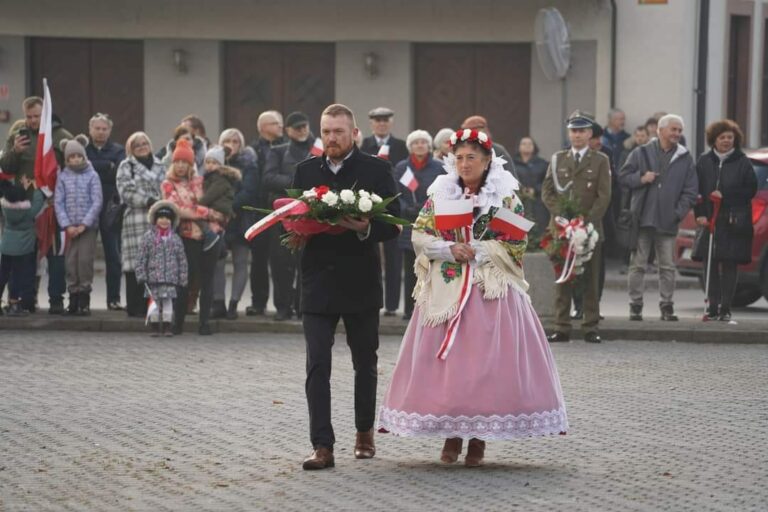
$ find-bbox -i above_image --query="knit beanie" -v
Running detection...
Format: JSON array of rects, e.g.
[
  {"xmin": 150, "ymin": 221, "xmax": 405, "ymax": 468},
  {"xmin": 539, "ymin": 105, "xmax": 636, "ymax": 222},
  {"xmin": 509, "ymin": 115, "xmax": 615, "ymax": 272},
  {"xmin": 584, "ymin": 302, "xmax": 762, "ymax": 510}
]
[
  {"xmin": 205, "ymin": 145, "xmax": 226, "ymax": 166},
  {"xmin": 60, "ymin": 134, "xmax": 89, "ymax": 161},
  {"xmin": 172, "ymin": 138, "xmax": 195, "ymax": 164}
]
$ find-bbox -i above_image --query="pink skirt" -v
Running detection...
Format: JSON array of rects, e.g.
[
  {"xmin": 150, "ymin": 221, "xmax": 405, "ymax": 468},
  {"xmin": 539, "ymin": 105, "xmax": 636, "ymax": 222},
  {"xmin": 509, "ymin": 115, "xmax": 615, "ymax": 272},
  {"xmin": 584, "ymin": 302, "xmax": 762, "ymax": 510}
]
[{"xmin": 378, "ymin": 286, "xmax": 568, "ymax": 440}]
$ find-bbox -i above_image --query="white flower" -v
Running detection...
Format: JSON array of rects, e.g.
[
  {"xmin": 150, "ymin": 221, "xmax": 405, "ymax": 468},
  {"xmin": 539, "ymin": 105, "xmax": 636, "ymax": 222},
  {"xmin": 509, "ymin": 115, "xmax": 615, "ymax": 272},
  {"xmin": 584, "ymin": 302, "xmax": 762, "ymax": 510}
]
[
  {"xmin": 358, "ymin": 197, "xmax": 373, "ymax": 213},
  {"xmin": 302, "ymin": 189, "xmax": 317, "ymax": 199},
  {"xmin": 370, "ymin": 193, "xmax": 383, "ymax": 204},
  {"xmin": 358, "ymin": 189, "xmax": 370, "ymax": 198},
  {"xmin": 340, "ymin": 189, "xmax": 356, "ymax": 204},
  {"xmin": 322, "ymin": 191, "xmax": 339, "ymax": 207},
  {"xmin": 461, "ymin": 128, "xmax": 471, "ymax": 141},
  {"xmin": 478, "ymin": 132, "xmax": 488, "ymax": 143}
]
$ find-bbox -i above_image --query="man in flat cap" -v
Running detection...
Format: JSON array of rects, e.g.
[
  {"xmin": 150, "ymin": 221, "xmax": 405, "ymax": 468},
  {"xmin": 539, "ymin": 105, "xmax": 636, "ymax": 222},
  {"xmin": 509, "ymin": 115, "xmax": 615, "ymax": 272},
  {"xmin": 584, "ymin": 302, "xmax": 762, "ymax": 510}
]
[
  {"xmin": 460, "ymin": 115, "xmax": 517, "ymax": 177},
  {"xmin": 360, "ymin": 107, "xmax": 409, "ymax": 316},
  {"xmin": 542, "ymin": 110, "xmax": 612, "ymax": 344}
]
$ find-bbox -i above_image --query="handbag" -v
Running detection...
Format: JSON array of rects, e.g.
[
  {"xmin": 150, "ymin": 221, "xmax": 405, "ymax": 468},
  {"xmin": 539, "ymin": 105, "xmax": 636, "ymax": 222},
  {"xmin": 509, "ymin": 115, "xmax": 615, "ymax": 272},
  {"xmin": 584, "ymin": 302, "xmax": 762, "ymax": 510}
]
[
  {"xmin": 102, "ymin": 191, "xmax": 126, "ymax": 230},
  {"xmin": 615, "ymin": 147, "xmax": 651, "ymax": 250},
  {"xmin": 691, "ymin": 225, "xmax": 709, "ymax": 262}
]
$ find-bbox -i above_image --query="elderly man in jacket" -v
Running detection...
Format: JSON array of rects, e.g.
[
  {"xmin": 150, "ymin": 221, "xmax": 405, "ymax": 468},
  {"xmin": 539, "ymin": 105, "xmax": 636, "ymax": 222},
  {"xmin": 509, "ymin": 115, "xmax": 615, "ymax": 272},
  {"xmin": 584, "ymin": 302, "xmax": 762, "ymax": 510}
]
[{"xmin": 618, "ymin": 114, "xmax": 698, "ymax": 321}]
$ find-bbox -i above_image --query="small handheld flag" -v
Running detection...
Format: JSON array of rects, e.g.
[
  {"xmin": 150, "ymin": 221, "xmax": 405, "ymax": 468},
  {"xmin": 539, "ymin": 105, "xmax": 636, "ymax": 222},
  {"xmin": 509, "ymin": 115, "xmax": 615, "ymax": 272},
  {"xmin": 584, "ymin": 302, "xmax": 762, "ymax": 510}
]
[
  {"xmin": 310, "ymin": 138, "xmax": 324, "ymax": 157},
  {"xmin": 377, "ymin": 144, "xmax": 390, "ymax": 160},
  {"xmin": 399, "ymin": 167, "xmax": 419, "ymax": 192},
  {"xmin": 488, "ymin": 207, "xmax": 535, "ymax": 240},
  {"xmin": 433, "ymin": 197, "xmax": 474, "ymax": 231}
]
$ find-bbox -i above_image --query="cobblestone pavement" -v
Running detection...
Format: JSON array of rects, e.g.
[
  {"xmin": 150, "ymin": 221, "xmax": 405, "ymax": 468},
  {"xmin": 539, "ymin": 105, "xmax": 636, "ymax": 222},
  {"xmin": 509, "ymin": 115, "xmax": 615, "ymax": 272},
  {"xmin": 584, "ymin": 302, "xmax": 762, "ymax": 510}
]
[{"xmin": 1, "ymin": 331, "xmax": 766, "ymax": 511}]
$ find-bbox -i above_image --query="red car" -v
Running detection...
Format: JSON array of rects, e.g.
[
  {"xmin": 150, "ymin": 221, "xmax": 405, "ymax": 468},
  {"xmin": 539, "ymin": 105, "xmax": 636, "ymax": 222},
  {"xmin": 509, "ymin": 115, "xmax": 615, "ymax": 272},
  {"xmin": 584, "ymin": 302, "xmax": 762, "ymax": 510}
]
[{"xmin": 675, "ymin": 148, "xmax": 768, "ymax": 306}]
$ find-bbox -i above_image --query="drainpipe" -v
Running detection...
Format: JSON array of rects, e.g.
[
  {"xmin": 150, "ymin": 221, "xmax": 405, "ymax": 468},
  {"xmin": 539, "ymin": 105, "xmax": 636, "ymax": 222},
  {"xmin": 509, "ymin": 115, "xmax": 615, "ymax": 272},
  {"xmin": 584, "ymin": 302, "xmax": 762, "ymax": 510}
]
[
  {"xmin": 610, "ymin": 0, "xmax": 617, "ymax": 108},
  {"xmin": 696, "ymin": 0, "xmax": 710, "ymax": 155}
]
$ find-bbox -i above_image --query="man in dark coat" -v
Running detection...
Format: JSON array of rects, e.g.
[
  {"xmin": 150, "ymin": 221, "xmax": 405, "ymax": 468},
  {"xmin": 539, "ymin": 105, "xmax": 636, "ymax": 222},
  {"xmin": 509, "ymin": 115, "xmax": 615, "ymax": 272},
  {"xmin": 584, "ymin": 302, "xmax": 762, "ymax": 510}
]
[
  {"xmin": 359, "ymin": 107, "xmax": 408, "ymax": 316},
  {"xmin": 262, "ymin": 111, "xmax": 315, "ymax": 320},
  {"xmin": 86, "ymin": 113, "xmax": 126, "ymax": 311},
  {"xmin": 294, "ymin": 104, "xmax": 400, "ymax": 470}
]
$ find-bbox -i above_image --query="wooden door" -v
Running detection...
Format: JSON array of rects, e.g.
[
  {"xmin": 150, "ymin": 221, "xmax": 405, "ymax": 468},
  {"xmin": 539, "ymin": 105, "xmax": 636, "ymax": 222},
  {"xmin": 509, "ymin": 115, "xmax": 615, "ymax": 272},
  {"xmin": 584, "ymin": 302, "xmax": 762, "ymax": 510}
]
[
  {"xmin": 224, "ymin": 42, "xmax": 335, "ymax": 144},
  {"xmin": 29, "ymin": 38, "xmax": 144, "ymax": 146},
  {"xmin": 415, "ymin": 43, "xmax": 531, "ymax": 152}
]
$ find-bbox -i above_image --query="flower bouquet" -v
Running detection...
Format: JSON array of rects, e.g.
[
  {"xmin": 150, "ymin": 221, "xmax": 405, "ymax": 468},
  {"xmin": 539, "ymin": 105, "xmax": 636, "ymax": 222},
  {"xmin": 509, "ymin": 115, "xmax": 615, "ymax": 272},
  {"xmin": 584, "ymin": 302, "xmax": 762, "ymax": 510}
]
[
  {"xmin": 540, "ymin": 216, "xmax": 599, "ymax": 284},
  {"xmin": 245, "ymin": 186, "xmax": 409, "ymax": 250}
]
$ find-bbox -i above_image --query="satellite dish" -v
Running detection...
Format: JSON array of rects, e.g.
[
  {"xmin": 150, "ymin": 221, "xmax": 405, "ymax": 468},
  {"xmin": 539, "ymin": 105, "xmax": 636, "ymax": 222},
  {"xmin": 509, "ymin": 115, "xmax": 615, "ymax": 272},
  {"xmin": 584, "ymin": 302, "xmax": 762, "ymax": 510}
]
[{"xmin": 535, "ymin": 8, "xmax": 571, "ymax": 80}]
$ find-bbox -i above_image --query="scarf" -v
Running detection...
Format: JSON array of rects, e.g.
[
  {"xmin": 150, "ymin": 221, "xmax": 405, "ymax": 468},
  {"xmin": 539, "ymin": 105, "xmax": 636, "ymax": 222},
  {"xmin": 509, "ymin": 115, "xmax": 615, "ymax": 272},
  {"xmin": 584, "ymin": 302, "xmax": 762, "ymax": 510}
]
[
  {"xmin": 714, "ymin": 148, "xmax": 735, "ymax": 162},
  {"xmin": 409, "ymin": 154, "xmax": 428, "ymax": 171}
]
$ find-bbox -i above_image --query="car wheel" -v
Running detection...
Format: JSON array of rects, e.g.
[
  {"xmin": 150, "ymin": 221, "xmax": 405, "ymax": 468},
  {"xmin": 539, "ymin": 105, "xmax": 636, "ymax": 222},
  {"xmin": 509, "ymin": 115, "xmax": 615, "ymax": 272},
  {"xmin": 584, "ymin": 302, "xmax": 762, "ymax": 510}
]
[{"xmin": 731, "ymin": 285, "xmax": 762, "ymax": 307}]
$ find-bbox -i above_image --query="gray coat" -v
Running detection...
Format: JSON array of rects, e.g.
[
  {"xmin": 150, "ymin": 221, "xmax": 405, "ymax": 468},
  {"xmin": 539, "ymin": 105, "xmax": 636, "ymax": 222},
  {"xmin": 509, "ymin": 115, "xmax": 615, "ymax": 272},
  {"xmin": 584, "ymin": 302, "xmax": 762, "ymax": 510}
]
[{"xmin": 618, "ymin": 140, "xmax": 698, "ymax": 236}]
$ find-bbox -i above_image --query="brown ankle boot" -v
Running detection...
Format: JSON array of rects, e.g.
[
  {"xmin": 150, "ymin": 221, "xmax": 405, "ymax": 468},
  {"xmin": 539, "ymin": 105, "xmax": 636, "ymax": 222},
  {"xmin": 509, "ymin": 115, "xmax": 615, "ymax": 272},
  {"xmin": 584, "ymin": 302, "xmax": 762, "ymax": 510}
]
[
  {"xmin": 464, "ymin": 438, "xmax": 486, "ymax": 467},
  {"xmin": 354, "ymin": 429, "xmax": 376, "ymax": 459},
  {"xmin": 440, "ymin": 438, "xmax": 463, "ymax": 463}
]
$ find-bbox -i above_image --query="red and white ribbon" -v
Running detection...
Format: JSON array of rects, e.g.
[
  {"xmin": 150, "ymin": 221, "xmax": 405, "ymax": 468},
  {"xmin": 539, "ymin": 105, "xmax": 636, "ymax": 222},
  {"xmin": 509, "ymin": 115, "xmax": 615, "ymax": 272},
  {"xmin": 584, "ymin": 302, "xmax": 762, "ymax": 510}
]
[
  {"xmin": 436, "ymin": 225, "xmax": 474, "ymax": 360},
  {"xmin": 245, "ymin": 199, "xmax": 303, "ymax": 241}
]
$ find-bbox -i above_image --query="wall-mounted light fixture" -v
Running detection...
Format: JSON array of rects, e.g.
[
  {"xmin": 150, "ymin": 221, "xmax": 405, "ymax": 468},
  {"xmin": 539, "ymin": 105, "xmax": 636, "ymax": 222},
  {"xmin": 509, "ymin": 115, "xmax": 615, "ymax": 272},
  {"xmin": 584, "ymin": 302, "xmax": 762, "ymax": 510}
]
[
  {"xmin": 172, "ymin": 49, "xmax": 188, "ymax": 74},
  {"xmin": 363, "ymin": 52, "xmax": 379, "ymax": 79}
]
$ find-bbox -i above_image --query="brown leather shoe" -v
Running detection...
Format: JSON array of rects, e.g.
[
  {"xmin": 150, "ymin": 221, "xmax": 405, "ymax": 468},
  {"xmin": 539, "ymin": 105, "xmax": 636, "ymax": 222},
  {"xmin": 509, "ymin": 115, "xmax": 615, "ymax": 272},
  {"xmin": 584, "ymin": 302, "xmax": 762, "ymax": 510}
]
[
  {"xmin": 464, "ymin": 438, "xmax": 486, "ymax": 467},
  {"xmin": 440, "ymin": 438, "xmax": 463, "ymax": 463},
  {"xmin": 302, "ymin": 447, "xmax": 335, "ymax": 470},
  {"xmin": 354, "ymin": 429, "xmax": 376, "ymax": 459}
]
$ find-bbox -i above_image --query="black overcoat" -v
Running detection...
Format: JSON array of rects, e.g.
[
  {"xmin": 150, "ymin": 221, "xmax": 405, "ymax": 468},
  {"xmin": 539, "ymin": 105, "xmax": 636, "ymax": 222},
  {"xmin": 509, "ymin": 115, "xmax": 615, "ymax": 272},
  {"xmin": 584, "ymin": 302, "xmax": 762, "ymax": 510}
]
[
  {"xmin": 360, "ymin": 135, "xmax": 409, "ymax": 168},
  {"xmin": 292, "ymin": 146, "xmax": 400, "ymax": 313},
  {"xmin": 693, "ymin": 149, "xmax": 757, "ymax": 264}
]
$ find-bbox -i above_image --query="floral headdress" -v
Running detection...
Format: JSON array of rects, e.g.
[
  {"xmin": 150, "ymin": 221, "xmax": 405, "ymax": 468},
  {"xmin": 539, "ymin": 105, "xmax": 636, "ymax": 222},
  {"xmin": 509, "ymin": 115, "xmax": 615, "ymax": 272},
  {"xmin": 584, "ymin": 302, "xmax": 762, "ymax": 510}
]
[{"xmin": 448, "ymin": 129, "xmax": 493, "ymax": 152}]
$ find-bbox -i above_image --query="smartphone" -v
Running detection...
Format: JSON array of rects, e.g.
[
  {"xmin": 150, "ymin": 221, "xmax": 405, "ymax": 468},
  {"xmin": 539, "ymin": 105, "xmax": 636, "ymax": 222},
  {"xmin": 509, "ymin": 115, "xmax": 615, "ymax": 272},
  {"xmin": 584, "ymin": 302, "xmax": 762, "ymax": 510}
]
[{"xmin": 17, "ymin": 127, "xmax": 31, "ymax": 140}]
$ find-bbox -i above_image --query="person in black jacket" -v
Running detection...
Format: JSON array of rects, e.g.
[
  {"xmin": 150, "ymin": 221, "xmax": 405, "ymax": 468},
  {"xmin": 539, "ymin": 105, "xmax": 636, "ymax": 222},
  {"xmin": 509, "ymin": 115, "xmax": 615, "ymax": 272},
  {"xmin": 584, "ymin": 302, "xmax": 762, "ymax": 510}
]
[
  {"xmin": 86, "ymin": 113, "xmax": 126, "ymax": 311},
  {"xmin": 245, "ymin": 110, "xmax": 287, "ymax": 316},
  {"xmin": 262, "ymin": 111, "xmax": 315, "ymax": 320},
  {"xmin": 295, "ymin": 104, "xmax": 400, "ymax": 471},
  {"xmin": 694, "ymin": 120, "xmax": 757, "ymax": 321},
  {"xmin": 359, "ymin": 107, "xmax": 408, "ymax": 316}
]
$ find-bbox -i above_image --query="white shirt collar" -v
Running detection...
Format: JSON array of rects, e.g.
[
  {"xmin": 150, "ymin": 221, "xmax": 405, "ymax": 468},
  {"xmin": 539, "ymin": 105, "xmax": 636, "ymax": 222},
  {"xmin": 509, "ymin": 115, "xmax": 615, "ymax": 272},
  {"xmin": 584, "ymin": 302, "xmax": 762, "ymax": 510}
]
[
  {"xmin": 375, "ymin": 135, "xmax": 390, "ymax": 146},
  {"xmin": 326, "ymin": 148, "xmax": 354, "ymax": 174},
  {"xmin": 571, "ymin": 146, "xmax": 588, "ymax": 160}
]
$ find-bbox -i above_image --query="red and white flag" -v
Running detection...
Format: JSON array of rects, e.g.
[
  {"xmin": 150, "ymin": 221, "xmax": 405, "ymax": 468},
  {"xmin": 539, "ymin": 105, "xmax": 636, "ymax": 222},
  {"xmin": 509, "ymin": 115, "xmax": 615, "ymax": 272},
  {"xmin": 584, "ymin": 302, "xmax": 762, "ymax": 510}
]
[
  {"xmin": 377, "ymin": 144, "xmax": 390, "ymax": 160},
  {"xmin": 34, "ymin": 79, "xmax": 58, "ymax": 195},
  {"xmin": 488, "ymin": 207, "xmax": 535, "ymax": 240},
  {"xmin": 399, "ymin": 167, "xmax": 419, "ymax": 192},
  {"xmin": 34, "ymin": 78, "xmax": 62, "ymax": 260},
  {"xmin": 433, "ymin": 197, "xmax": 474, "ymax": 231},
  {"xmin": 310, "ymin": 137, "xmax": 324, "ymax": 157}
]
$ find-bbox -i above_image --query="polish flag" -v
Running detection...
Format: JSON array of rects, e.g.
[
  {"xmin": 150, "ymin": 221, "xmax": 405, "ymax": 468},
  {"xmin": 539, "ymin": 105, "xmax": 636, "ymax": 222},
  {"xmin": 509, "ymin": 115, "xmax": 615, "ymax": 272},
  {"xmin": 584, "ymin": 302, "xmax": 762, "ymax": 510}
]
[
  {"xmin": 34, "ymin": 78, "xmax": 58, "ymax": 194},
  {"xmin": 377, "ymin": 144, "xmax": 390, "ymax": 160},
  {"xmin": 488, "ymin": 207, "xmax": 535, "ymax": 240},
  {"xmin": 310, "ymin": 137, "xmax": 324, "ymax": 157},
  {"xmin": 433, "ymin": 197, "xmax": 474, "ymax": 231},
  {"xmin": 399, "ymin": 167, "xmax": 419, "ymax": 192},
  {"xmin": 34, "ymin": 78, "xmax": 61, "ymax": 260}
]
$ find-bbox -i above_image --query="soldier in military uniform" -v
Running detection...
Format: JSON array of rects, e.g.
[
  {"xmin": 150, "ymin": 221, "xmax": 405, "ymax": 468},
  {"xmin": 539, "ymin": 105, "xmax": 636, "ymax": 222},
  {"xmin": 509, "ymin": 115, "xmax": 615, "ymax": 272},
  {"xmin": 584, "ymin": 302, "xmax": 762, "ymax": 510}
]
[{"xmin": 542, "ymin": 111, "xmax": 612, "ymax": 344}]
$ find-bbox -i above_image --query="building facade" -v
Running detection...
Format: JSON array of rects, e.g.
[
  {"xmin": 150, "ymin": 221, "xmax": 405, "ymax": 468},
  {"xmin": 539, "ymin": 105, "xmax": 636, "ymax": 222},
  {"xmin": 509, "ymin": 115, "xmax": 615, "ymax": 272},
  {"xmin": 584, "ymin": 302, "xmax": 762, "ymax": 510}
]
[{"xmin": 0, "ymin": 0, "xmax": 765, "ymax": 158}]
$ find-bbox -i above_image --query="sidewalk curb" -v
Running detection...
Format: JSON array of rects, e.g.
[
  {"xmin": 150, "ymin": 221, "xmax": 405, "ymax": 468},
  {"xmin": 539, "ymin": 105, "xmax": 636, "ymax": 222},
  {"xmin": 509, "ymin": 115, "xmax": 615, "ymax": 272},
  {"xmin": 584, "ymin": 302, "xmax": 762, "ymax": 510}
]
[{"xmin": 2, "ymin": 314, "xmax": 764, "ymax": 344}]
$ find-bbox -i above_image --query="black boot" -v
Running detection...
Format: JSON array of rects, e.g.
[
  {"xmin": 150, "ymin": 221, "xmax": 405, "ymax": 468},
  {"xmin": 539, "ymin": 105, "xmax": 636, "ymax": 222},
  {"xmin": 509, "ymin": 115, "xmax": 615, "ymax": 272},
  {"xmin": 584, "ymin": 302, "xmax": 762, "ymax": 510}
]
[
  {"xmin": 150, "ymin": 322, "xmax": 161, "ymax": 337},
  {"xmin": 162, "ymin": 322, "xmax": 173, "ymax": 337},
  {"xmin": 49, "ymin": 297, "xmax": 65, "ymax": 315},
  {"xmin": 660, "ymin": 302, "xmax": 678, "ymax": 321},
  {"xmin": 66, "ymin": 293, "xmax": 80, "ymax": 315},
  {"xmin": 210, "ymin": 300, "xmax": 227, "ymax": 319},
  {"xmin": 226, "ymin": 300, "xmax": 238, "ymax": 320},
  {"xmin": 718, "ymin": 307, "xmax": 731, "ymax": 322},
  {"xmin": 629, "ymin": 303, "xmax": 643, "ymax": 321},
  {"xmin": 7, "ymin": 302, "xmax": 29, "ymax": 317},
  {"xmin": 705, "ymin": 303, "xmax": 719, "ymax": 321},
  {"xmin": 78, "ymin": 293, "xmax": 91, "ymax": 316},
  {"xmin": 198, "ymin": 323, "xmax": 213, "ymax": 335}
]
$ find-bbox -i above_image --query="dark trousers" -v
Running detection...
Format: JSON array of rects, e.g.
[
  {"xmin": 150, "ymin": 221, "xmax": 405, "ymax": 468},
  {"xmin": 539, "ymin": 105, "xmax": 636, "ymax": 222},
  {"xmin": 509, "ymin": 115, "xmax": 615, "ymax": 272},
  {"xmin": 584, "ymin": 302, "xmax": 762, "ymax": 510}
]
[
  {"xmin": 249, "ymin": 229, "xmax": 270, "ymax": 310},
  {"xmin": 383, "ymin": 238, "xmax": 402, "ymax": 312},
  {"xmin": 572, "ymin": 246, "xmax": 606, "ymax": 312},
  {"xmin": 555, "ymin": 243, "xmax": 602, "ymax": 334},
  {"xmin": 704, "ymin": 258, "xmax": 738, "ymax": 312},
  {"xmin": 402, "ymin": 249, "xmax": 417, "ymax": 317},
  {"xmin": 99, "ymin": 220, "xmax": 122, "ymax": 304},
  {"xmin": 303, "ymin": 310, "xmax": 380, "ymax": 450},
  {"xmin": 269, "ymin": 226, "xmax": 297, "ymax": 313},
  {"xmin": 175, "ymin": 238, "xmax": 220, "ymax": 329},
  {"xmin": 46, "ymin": 251, "xmax": 66, "ymax": 303},
  {"xmin": 125, "ymin": 271, "xmax": 148, "ymax": 317},
  {"xmin": 0, "ymin": 251, "xmax": 37, "ymax": 308}
]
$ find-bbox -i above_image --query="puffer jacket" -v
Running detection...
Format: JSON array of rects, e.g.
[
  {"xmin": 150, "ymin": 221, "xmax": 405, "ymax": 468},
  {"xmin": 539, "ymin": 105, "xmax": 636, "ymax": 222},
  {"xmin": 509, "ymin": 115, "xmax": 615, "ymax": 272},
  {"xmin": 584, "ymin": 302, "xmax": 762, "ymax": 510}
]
[
  {"xmin": 0, "ymin": 188, "xmax": 44, "ymax": 255},
  {"xmin": 135, "ymin": 202, "xmax": 188, "ymax": 287},
  {"xmin": 54, "ymin": 163, "xmax": 103, "ymax": 229}
]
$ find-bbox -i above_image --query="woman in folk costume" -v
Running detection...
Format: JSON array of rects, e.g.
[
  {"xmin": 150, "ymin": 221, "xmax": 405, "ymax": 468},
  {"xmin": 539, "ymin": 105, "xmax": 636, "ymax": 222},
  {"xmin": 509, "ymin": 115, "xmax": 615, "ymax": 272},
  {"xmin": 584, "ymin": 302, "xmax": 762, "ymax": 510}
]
[{"xmin": 377, "ymin": 129, "xmax": 568, "ymax": 467}]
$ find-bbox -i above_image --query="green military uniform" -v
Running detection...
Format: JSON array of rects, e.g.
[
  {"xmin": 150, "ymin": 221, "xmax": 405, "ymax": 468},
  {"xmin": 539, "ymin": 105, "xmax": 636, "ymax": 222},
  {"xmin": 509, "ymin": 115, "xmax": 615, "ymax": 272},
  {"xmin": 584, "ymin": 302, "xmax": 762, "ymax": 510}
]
[
  {"xmin": 542, "ymin": 111, "xmax": 612, "ymax": 340},
  {"xmin": 0, "ymin": 119, "xmax": 71, "ymax": 183}
]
